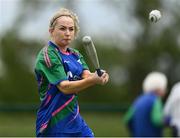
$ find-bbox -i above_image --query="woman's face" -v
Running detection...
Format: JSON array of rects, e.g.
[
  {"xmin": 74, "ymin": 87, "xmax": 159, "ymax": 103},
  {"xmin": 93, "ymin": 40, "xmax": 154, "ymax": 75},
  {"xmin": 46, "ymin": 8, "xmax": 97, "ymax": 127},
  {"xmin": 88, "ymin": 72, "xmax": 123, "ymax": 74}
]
[{"xmin": 50, "ymin": 16, "xmax": 75, "ymax": 48}]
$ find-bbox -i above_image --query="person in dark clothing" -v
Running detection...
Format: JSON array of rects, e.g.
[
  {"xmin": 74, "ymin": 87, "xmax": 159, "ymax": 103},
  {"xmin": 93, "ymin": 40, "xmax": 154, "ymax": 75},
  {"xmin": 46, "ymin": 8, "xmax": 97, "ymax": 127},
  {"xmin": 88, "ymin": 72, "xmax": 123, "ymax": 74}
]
[{"xmin": 124, "ymin": 71, "xmax": 167, "ymax": 137}]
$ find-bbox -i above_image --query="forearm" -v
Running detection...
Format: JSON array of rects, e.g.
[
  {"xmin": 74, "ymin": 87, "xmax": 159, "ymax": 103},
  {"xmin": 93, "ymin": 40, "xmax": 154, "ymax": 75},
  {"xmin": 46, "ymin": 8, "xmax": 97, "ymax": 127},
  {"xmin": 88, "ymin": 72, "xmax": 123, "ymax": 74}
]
[
  {"xmin": 57, "ymin": 77, "xmax": 95, "ymax": 94},
  {"xmin": 81, "ymin": 69, "xmax": 92, "ymax": 79},
  {"xmin": 57, "ymin": 70, "xmax": 109, "ymax": 94}
]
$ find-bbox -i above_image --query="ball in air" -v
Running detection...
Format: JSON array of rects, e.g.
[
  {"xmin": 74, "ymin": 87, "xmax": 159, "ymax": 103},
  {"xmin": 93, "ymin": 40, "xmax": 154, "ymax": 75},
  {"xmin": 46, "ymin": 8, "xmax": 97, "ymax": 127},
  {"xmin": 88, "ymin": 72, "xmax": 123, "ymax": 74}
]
[
  {"xmin": 149, "ymin": 10, "xmax": 162, "ymax": 23},
  {"xmin": 82, "ymin": 36, "xmax": 91, "ymax": 44}
]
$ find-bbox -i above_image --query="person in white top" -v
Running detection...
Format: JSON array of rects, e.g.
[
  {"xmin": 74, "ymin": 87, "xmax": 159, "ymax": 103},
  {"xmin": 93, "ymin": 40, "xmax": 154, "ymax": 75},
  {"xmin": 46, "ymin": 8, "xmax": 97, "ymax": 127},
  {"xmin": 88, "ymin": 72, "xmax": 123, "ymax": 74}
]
[{"xmin": 164, "ymin": 82, "xmax": 180, "ymax": 137}]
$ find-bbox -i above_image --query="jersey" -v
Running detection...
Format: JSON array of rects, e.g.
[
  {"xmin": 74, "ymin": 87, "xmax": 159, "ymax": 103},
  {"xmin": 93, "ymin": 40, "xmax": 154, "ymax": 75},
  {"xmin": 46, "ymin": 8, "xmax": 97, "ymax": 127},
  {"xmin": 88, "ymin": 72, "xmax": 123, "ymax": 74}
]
[
  {"xmin": 124, "ymin": 92, "xmax": 163, "ymax": 137},
  {"xmin": 34, "ymin": 41, "xmax": 90, "ymax": 136}
]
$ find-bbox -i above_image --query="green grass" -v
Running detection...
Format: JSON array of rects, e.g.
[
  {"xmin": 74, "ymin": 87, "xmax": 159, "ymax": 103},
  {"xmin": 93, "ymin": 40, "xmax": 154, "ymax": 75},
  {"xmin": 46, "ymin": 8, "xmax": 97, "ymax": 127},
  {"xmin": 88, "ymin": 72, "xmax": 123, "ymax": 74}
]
[
  {"xmin": 0, "ymin": 111, "xmax": 128, "ymax": 137},
  {"xmin": 0, "ymin": 111, "xmax": 171, "ymax": 137},
  {"xmin": 0, "ymin": 112, "xmax": 36, "ymax": 137},
  {"xmin": 83, "ymin": 112, "xmax": 129, "ymax": 137}
]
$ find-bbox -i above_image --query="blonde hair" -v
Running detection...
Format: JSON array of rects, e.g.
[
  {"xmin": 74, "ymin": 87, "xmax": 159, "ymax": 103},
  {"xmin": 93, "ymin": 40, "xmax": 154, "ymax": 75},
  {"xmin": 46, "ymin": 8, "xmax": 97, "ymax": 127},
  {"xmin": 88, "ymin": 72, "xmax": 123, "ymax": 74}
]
[
  {"xmin": 143, "ymin": 71, "xmax": 167, "ymax": 94},
  {"xmin": 49, "ymin": 8, "xmax": 80, "ymax": 37}
]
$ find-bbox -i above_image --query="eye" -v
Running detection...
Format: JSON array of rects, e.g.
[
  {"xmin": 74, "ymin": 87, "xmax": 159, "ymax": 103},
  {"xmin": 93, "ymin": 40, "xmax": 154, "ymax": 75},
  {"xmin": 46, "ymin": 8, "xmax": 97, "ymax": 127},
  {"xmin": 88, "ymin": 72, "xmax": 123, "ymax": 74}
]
[
  {"xmin": 69, "ymin": 27, "xmax": 74, "ymax": 32},
  {"xmin": 59, "ymin": 27, "xmax": 66, "ymax": 31}
]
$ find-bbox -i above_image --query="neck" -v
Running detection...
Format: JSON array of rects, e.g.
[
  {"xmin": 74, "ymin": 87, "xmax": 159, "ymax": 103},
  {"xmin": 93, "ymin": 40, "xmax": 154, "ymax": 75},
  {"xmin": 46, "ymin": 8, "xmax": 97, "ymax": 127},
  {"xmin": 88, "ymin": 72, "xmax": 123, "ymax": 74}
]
[
  {"xmin": 59, "ymin": 46, "xmax": 68, "ymax": 53},
  {"xmin": 51, "ymin": 40, "xmax": 68, "ymax": 52}
]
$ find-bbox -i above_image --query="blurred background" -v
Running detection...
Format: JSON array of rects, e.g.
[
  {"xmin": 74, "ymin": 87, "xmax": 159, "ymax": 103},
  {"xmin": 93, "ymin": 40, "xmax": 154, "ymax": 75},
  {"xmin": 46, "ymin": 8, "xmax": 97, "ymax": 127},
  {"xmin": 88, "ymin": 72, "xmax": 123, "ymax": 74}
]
[{"xmin": 0, "ymin": 0, "xmax": 180, "ymax": 136}]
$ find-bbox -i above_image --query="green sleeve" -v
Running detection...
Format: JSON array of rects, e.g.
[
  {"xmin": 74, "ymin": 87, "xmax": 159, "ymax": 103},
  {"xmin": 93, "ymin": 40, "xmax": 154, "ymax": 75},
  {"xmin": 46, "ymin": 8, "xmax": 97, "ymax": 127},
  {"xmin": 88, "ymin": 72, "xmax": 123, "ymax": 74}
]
[
  {"xmin": 35, "ymin": 48, "xmax": 67, "ymax": 84},
  {"xmin": 79, "ymin": 52, "xmax": 89, "ymax": 70},
  {"xmin": 151, "ymin": 98, "xmax": 163, "ymax": 126},
  {"xmin": 123, "ymin": 106, "xmax": 135, "ymax": 124}
]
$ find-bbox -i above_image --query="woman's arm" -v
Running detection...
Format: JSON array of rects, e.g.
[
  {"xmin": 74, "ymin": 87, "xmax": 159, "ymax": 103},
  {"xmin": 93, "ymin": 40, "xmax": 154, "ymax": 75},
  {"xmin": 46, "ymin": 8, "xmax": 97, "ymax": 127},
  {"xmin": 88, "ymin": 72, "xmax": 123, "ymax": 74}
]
[
  {"xmin": 81, "ymin": 70, "xmax": 92, "ymax": 79},
  {"xmin": 57, "ymin": 71, "xmax": 109, "ymax": 94}
]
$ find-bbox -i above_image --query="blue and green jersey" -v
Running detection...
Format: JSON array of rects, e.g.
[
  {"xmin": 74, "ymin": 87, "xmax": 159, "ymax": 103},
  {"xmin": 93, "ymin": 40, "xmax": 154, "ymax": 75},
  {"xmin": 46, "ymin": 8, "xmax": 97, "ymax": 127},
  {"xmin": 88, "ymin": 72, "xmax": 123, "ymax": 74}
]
[
  {"xmin": 34, "ymin": 41, "xmax": 89, "ymax": 136},
  {"xmin": 124, "ymin": 92, "xmax": 163, "ymax": 137}
]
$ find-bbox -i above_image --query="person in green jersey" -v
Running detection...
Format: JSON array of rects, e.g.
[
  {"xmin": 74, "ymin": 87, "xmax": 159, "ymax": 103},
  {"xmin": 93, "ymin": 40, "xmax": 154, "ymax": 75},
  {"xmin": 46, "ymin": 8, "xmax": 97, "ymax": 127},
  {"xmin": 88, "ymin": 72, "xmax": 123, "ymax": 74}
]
[{"xmin": 34, "ymin": 8, "xmax": 109, "ymax": 137}]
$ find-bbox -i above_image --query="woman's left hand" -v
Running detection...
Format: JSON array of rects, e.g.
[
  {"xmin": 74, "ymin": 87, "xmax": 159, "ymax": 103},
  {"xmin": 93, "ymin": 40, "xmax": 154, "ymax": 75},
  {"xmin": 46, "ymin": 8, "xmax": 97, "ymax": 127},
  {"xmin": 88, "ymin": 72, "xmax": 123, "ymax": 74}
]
[{"xmin": 100, "ymin": 71, "xmax": 109, "ymax": 85}]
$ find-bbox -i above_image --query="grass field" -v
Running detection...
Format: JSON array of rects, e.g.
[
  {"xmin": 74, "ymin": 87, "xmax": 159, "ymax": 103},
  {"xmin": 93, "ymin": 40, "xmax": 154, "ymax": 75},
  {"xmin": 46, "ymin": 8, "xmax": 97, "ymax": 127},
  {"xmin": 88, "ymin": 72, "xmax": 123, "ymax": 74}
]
[
  {"xmin": 0, "ymin": 111, "xmax": 171, "ymax": 137},
  {"xmin": 0, "ymin": 111, "xmax": 129, "ymax": 137}
]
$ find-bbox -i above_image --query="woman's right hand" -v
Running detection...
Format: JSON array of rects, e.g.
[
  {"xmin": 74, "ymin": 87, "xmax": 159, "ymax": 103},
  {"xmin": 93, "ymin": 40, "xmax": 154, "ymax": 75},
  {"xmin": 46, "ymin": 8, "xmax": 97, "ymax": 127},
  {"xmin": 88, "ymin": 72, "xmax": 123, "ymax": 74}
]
[{"xmin": 89, "ymin": 71, "xmax": 109, "ymax": 85}]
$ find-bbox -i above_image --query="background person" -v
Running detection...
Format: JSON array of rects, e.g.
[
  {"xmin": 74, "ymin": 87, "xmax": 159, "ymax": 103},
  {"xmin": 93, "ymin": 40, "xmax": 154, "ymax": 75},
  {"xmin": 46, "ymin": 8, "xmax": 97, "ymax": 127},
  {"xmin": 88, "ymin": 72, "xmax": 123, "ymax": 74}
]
[
  {"xmin": 124, "ymin": 71, "xmax": 167, "ymax": 137},
  {"xmin": 164, "ymin": 82, "xmax": 180, "ymax": 137},
  {"xmin": 34, "ymin": 8, "xmax": 109, "ymax": 137}
]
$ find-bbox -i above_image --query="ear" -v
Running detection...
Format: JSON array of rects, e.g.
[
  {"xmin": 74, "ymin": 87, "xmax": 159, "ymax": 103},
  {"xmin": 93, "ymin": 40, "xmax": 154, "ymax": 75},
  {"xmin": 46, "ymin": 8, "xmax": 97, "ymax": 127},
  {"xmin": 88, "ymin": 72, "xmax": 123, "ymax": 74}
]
[{"xmin": 49, "ymin": 28, "xmax": 54, "ymax": 35}]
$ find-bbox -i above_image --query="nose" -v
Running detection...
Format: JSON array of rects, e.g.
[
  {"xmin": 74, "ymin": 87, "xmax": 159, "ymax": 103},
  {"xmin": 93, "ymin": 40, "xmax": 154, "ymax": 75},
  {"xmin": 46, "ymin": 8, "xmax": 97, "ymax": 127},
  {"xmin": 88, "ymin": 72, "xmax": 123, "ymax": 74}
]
[{"xmin": 65, "ymin": 29, "xmax": 70, "ymax": 36}]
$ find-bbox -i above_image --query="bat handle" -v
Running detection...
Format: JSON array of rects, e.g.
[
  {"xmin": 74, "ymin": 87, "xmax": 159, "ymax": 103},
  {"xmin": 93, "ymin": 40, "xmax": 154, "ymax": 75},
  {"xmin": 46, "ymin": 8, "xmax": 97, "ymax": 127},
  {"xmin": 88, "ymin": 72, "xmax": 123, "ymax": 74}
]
[{"xmin": 96, "ymin": 68, "xmax": 103, "ymax": 77}]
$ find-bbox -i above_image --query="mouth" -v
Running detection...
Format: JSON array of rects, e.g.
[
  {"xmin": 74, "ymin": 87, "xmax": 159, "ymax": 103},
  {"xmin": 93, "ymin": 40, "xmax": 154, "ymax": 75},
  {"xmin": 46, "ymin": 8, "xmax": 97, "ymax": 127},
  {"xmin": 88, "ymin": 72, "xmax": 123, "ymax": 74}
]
[{"xmin": 63, "ymin": 38, "xmax": 71, "ymax": 41}]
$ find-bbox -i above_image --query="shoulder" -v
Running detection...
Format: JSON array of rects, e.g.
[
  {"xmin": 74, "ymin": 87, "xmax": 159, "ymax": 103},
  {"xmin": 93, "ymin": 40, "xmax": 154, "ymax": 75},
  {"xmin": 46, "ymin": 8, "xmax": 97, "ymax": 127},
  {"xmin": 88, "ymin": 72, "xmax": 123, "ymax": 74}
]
[
  {"xmin": 69, "ymin": 48, "xmax": 81, "ymax": 55},
  {"xmin": 35, "ymin": 46, "xmax": 61, "ymax": 68},
  {"xmin": 37, "ymin": 46, "xmax": 59, "ymax": 60},
  {"xmin": 150, "ymin": 93, "xmax": 159, "ymax": 102},
  {"xmin": 134, "ymin": 94, "xmax": 152, "ymax": 106}
]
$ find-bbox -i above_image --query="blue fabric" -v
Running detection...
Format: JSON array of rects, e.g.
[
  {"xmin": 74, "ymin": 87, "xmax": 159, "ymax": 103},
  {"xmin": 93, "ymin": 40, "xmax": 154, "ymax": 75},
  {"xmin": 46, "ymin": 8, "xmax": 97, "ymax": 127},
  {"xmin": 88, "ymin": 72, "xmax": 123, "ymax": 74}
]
[
  {"xmin": 35, "ymin": 41, "xmax": 91, "ymax": 136},
  {"xmin": 36, "ymin": 90, "xmax": 78, "ymax": 135},
  {"xmin": 49, "ymin": 41, "xmax": 85, "ymax": 81},
  {"xmin": 38, "ymin": 124, "xmax": 94, "ymax": 137},
  {"xmin": 128, "ymin": 92, "xmax": 163, "ymax": 137}
]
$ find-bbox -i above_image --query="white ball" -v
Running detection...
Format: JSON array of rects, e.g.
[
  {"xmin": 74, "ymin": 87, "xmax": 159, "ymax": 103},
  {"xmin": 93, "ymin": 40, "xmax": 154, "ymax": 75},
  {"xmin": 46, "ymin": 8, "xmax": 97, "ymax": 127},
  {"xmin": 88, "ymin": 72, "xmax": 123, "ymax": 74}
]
[
  {"xmin": 149, "ymin": 10, "xmax": 162, "ymax": 23},
  {"xmin": 82, "ymin": 36, "xmax": 91, "ymax": 44}
]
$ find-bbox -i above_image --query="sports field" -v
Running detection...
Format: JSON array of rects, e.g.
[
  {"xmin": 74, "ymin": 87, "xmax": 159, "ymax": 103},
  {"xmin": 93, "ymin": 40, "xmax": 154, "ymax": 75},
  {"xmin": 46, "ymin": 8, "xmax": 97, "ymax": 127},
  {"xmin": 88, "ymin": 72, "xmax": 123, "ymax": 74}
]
[
  {"xmin": 0, "ymin": 111, "xmax": 171, "ymax": 137},
  {"xmin": 0, "ymin": 111, "xmax": 128, "ymax": 137}
]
